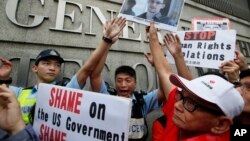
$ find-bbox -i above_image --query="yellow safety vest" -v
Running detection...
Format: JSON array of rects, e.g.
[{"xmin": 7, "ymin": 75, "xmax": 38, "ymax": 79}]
[{"xmin": 17, "ymin": 89, "xmax": 36, "ymax": 124}]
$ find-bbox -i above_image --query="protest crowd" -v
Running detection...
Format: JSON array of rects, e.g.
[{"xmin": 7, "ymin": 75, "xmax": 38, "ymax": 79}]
[{"xmin": 0, "ymin": 1, "xmax": 250, "ymax": 141}]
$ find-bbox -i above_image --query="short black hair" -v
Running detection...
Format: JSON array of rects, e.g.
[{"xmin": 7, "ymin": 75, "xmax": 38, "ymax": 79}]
[
  {"xmin": 115, "ymin": 65, "xmax": 136, "ymax": 80},
  {"xmin": 240, "ymin": 69, "xmax": 250, "ymax": 79}
]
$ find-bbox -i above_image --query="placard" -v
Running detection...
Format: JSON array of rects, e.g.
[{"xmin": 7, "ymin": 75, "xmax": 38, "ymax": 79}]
[
  {"xmin": 33, "ymin": 84, "xmax": 132, "ymax": 141},
  {"xmin": 119, "ymin": 0, "xmax": 185, "ymax": 31},
  {"xmin": 166, "ymin": 30, "xmax": 237, "ymax": 69}
]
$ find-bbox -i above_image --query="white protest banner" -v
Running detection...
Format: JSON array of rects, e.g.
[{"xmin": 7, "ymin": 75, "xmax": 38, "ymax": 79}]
[
  {"xmin": 166, "ymin": 30, "xmax": 237, "ymax": 69},
  {"xmin": 192, "ymin": 17, "xmax": 231, "ymax": 31},
  {"xmin": 33, "ymin": 83, "xmax": 132, "ymax": 141},
  {"xmin": 118, "ymin": 0, "xmax": 185, "ymax": 31}
]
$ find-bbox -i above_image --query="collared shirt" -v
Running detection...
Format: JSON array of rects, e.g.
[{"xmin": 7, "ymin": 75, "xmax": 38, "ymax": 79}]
[
  {"xmin": 10, "ymin": 74, "xmax": 82, "ymax": 98},
  {"xmin": 99, "ymin": 80, "xmax": 160, "ymax": 117}
]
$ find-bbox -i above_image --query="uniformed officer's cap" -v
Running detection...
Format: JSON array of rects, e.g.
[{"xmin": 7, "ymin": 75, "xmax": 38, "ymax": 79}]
[{"xmin": 35, "ymin": 49, "xmax": 64, "ymax": 65}]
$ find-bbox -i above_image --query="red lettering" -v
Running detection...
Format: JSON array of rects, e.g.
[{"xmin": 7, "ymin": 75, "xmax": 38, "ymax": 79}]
[
  {"xmin": 49, "ymin": 87, "xmax": 55, "ymax": 106},
  {"xmin": 55, "ymin": 89, "xmax": 62, "ymax": 108},
  {"xmin": 200, "ymin": 32, "xmax": 207, "ymax": 40},
  {"xmin": 67, "ymin": 91, "xmax": 76, "ymax": 112},
  {"xmin": 39, "ymin": 124, "xmax": 44, "ymax": 140},
  {"xmin": 207, "ymin": 31, "xmax": 216, "ymax": 40},
  {"xmin": 60, "ymin": 90, "xmax": 68, "ymax": 110},
  {"xmin": 49, "ymin": 87, "xmax": 83, "ymax": 114},
  {"xmin": 184, "ymin": 31, "xmax": 216, "ymax": 40},
  {"xmin": 184, "ymin": 32, "xmax": 191, "ymax": 40},
  {"xmin": 39, "ymin": 124, "xmax": 67, "ymax": 141},
  {"xmin": 193, "ymin": 32, "xmax": 199, "ymax": 40},
  {"xmin": 50, "ymin": 128, "xmax": 54, "ymax": 141},
  {"xmin": 75, "ymin": 92, "xmax": 83, "ymax": 114}
]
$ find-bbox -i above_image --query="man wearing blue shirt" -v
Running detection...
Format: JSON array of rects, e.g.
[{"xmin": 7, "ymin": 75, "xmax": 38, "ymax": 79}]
[
  {"xmin": 88, "ymin": 23, "xmax": 165, "ymax": 141},
  {"xmin": 0, "ymin": 17, "xmax": 127, "ymax": 125}
]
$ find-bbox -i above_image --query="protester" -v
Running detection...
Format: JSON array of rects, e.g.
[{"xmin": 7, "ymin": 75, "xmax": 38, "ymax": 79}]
[
  {"xmin": 149, "ymin": 32, "xmax": 193, "ymax": 141},
  {"xmin": 86, "ymin": 22, "xmax": 166, "ymax": 141},
  {"xmin": 148, "ymin": 21, "xmax": 244, "ymax": 141},
  {"xmin": 0, "ymin": 17, "xmax": 126, "ymax": 124},
  {"xmin": 220, "ymin": 49, "xmax": 250, "ymax": 126},
  {"xmin": 0, "ymin": 84, "xmax": 39, "ymax": 141},
  {"xmin": 0, "ymin": 50, "xmax": 78, "ymax": 124},
  {"xmin": 235, "ymin": 69, "xmax": 250, "ymax": 125}
]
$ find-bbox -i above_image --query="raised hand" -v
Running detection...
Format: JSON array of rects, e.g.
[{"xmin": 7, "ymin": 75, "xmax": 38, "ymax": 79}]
[
  {"xmin": 0, "ymin": 57, "xmax": 12, "ymax": 80},
  {"xmin": 144, "ymin": 52, "xmax": 154, "ymax": 66},
  {"xmin": 234, "ymin": 49, "xmax": 249, "ymax": 71},
  {"xmin": 0, "ymin": 84, "xmax": 25, "ymax": 135},
  {"xmin": 220, "ymin": 60, "xmax": 240, "ymax": 83},
  {"xmin": 103, "ymin": 17, "xmax": 126, "ymax": 43},
  {"xmin": 164, "ymin": 34, "xmax": 182, "ymax": 58}
]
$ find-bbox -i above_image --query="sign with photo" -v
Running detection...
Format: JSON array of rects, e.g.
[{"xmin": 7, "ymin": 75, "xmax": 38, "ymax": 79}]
[
  {"xmin": 119, "ymin": 0, "xmax": 185, "ymax": 32},
  {"xmin": 166, "ymin": 30, "xmax": 237, "ymax": 69},
  {"xmin": 33, "ymin": 83, "xmax": 132, "ymax": 141},
  {"xmin": 192, "ymin": 17, "xmax": 231, "ymax": 31}
]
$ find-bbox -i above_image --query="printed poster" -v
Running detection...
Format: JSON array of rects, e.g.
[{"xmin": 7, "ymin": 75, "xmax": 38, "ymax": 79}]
[
  {"xmin": 166, "ymin": 30, "xmax": 237, "ymax": 69},
  {"xmin": 119, "ymin": 0, "xmax": 185, "ymax": 31},
  {"xmin": 192, "ymin": 17, "xmax": 231, "ymax": 31}
]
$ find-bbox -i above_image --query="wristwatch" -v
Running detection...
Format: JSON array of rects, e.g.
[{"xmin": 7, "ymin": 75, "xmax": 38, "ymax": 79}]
[{"xmin": 102, "ymin": 36, "xmax": 112, "ymax": 43}]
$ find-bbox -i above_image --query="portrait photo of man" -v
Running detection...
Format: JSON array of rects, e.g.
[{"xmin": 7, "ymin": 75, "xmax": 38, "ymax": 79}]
[
  {"xmin": 137, "ymin": 0, "xmax": 170, "ymax": 23},
  {"xmin": 119, "ymin": 0, "xmax": 185, "ymax": 31},
  {"xmin": 120, "ymin": 0, "xmax": 137, "ymax": 16}
]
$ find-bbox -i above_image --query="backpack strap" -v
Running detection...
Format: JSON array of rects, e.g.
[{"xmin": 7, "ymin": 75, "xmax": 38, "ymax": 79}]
[{"xmin": 132, "ymin": 91, "xmax": 149, "ymax": 140}]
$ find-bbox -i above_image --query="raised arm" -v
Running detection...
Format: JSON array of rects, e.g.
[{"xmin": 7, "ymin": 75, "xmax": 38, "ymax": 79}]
[
  {"xmin": 148, "ymin": 22, "xmax": 175, "ymax": 100},
  {"xmin": 75, "ymin": 17, "xmax": 126, "ymax": 89},
  {"xmin": 164, "ymin": 34, "xmax": 192, "ymax": 80},
  {"xmin": 89, "ymin": 17, "xmax": 126, "ymax": 92},
  {"xmin": 234, "ymin": 49, "xmax": 249, "ymax": 72},
  {"xmin": 144, "ymin": 52, "xmax": 165, "ymax": 104}
]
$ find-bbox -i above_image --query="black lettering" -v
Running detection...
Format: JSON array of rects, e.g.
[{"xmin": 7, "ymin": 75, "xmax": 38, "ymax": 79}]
[
  {"xmin": 220, "ymin": 55, "xmax": 225, "ymax": 61},
  {"xmin": 52, "ymin": 112, "xmax": 61, "ymax": 127},
  {"xmin": 89, "ymin": 102, "xmax": 106, "ymax": 120},
  {"xmin": 197, "ymin": 42, "xmax": 202, "ymax": 49},
  {"xmin": 207, "ymin": 54, "xmax": 212, "ymax": 60}
]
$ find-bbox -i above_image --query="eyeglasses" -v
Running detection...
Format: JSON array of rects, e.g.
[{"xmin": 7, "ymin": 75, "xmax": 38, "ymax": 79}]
[
  {"xmin": 175, "ymin": 89, "xmax": 224, "ymax": 115},
  {"xmin": 149, "ymin": 0, "xmax": 163, "ymax": 5}
]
